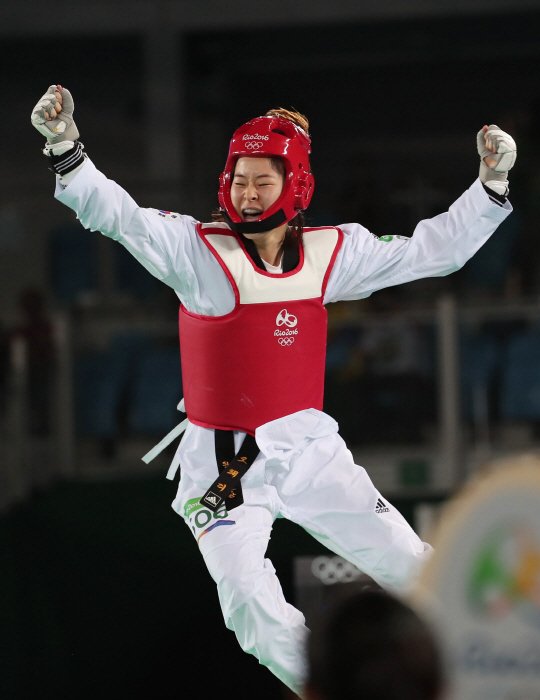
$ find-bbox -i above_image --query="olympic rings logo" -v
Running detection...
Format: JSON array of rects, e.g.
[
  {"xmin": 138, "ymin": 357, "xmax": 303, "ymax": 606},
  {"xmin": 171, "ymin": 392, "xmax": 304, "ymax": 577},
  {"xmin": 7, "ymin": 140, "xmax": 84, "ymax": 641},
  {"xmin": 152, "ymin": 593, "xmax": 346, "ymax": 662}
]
[
  {"xmin": 245, "ymin": 141, "xmax": 263, "ymax": 150},
  {"xmin": 276, "ymin": 309, "xmax": 297, "ymax": 328},
  {"xmin": 311, "ymin": 556, "xmax": 362, "ymax": 585},
  {"xmin": 278, "ymin": 337, "xmax": 294, "ymax": 346}
]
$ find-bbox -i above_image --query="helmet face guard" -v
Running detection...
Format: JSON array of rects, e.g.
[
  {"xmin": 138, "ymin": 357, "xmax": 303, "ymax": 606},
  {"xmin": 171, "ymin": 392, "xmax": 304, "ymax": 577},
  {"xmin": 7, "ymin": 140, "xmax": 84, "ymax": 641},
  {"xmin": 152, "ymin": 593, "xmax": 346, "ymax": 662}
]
[{"xmin": 218, "ymin": 115, "xmax": 315, "ymax": 234}]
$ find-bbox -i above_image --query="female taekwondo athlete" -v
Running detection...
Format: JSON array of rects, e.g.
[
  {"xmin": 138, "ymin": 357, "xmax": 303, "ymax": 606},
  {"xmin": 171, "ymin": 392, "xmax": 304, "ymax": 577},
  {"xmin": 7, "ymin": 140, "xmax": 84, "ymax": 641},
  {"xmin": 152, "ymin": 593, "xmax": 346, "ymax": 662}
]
[{"xmin": 31, "ymin": 85, "xmax": 516, "ymax": 696}]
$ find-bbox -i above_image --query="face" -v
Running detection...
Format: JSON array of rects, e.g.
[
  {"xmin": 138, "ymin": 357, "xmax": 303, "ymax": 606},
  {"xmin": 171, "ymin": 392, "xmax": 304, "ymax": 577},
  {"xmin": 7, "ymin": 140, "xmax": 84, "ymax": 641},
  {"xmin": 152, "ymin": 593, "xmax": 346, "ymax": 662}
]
[{"xmin": 230, "ymin": 157, "xmax": 284, "ymax": 223}]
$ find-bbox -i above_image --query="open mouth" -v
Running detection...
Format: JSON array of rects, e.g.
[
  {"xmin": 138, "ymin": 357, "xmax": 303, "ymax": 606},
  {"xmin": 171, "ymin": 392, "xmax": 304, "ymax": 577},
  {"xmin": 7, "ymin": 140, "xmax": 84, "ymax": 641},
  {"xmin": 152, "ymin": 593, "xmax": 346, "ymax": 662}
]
[{"xmin": 242, "ymin": 208, "xmax": 263, "ymax": 222}]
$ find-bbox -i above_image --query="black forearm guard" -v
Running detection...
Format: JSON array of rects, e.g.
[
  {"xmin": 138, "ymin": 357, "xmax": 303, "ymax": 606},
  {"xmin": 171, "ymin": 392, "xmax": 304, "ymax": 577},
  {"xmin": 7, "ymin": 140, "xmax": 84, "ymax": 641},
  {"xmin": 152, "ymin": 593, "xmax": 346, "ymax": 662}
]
[
  {"xmin": 45, "ymin": 140, "xmax": 86, "ymax": 175},
  {"xmin": 482, "ymin": 182, "xmax": 507, "ymax": 207}
]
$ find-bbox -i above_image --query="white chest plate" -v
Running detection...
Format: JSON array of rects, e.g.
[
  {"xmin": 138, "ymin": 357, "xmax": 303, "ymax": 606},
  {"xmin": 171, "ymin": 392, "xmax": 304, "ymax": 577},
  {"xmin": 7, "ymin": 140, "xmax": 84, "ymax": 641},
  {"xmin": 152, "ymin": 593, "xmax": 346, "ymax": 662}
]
[{"xmin": 202, "ymin": 225, "xmax": 339, "ymax": 305}]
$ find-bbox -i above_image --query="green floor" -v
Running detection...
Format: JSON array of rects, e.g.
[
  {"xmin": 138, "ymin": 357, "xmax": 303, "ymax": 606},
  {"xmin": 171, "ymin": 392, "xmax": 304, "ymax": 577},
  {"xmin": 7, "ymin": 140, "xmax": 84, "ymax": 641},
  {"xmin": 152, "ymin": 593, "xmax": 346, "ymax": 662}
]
[{"xmin": 1, "ymin": 476, "xmax": 420, "ymax": 699}]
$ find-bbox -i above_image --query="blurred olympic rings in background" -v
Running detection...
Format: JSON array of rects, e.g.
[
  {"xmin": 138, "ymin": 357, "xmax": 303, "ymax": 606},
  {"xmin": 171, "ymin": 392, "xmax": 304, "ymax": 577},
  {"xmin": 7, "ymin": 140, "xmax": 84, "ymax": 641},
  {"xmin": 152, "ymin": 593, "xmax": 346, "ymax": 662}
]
[{"xmin": 311, "ymin": 555, "xmax": 362, "ymax": 585}]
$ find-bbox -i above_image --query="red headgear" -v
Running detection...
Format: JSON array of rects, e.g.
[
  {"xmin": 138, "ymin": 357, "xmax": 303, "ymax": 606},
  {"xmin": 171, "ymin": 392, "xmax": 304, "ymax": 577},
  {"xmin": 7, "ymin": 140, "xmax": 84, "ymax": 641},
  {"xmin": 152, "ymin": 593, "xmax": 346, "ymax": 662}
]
[{"xmin": 218, "ymin": 115, "xmax": 315, "ymax": 234}]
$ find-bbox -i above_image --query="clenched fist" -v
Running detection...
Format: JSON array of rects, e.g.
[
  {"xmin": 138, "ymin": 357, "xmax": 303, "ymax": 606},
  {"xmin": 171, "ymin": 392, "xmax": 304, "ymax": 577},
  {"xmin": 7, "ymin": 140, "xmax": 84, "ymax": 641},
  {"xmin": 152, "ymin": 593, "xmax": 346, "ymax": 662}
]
[
  {"xmin": 477, "ymin": 124, "xmax": 516, "ymax": 193},
  {"xmin": 30, "ymin": 85, "xmax": 79, "ymax": 145}
]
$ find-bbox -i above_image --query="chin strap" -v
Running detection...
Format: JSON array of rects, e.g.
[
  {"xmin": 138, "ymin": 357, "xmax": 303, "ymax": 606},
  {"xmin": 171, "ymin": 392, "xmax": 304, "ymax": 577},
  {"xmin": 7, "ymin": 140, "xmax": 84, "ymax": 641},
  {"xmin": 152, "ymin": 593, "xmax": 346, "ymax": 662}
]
[{"xmin": 221, "ymin": 207, "xmax": 289, "ymax": 234}]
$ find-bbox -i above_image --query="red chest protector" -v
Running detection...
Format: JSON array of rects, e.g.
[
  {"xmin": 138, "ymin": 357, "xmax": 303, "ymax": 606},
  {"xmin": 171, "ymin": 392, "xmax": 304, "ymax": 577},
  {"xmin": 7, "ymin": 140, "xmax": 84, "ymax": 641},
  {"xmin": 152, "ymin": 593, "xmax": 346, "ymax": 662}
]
[{"xmin": 179, "ymin": 224, "xmax": 343, "ymax": 435}]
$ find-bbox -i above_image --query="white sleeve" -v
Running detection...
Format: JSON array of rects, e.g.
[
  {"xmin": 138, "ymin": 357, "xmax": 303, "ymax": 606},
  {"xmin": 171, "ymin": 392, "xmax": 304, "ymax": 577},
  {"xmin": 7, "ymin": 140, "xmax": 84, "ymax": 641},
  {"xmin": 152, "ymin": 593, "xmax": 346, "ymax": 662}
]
[
  {"xmin": 323, "ymin": 178, "xmax": 512, "ymax": 304},
  {"xmin": 54, "ymin": 158, "xmax": 236, "ymax": 316}
]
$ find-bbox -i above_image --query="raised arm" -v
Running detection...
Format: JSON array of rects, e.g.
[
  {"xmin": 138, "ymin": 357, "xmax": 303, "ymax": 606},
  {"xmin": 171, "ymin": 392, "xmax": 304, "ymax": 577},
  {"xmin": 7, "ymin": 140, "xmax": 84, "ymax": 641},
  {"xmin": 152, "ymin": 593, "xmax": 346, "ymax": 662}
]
[
  {"xmin": 324, "ymin": 125, "xmax": 516, "ymax": 304},
  {"xmin": 30, "ymin": 85, "xmax": 209, "ymax": 298}
]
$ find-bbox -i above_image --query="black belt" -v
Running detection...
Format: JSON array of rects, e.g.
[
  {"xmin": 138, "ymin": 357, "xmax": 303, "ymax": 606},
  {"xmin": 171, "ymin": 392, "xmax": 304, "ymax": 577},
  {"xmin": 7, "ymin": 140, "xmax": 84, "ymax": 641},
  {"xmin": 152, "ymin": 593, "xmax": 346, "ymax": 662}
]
[
  {"xmin": 200, "ymin": 431, "xmax": 259, "ymax": 512},
  {"xmin": 197, "ymin": 239, "xmax": 297, "ymax": 512}
]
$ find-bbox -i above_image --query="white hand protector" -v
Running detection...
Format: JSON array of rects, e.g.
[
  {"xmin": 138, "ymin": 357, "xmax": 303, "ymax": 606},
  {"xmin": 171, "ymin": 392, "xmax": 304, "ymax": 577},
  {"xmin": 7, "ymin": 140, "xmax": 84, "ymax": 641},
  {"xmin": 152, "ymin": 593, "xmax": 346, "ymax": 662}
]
[
  {"xmin": 476, "ymin": 124, "xmax": 516, "ymax": 195},
  {"xmin": 30, "ymin": 85, "xmax": 79, "ymax": 145}
]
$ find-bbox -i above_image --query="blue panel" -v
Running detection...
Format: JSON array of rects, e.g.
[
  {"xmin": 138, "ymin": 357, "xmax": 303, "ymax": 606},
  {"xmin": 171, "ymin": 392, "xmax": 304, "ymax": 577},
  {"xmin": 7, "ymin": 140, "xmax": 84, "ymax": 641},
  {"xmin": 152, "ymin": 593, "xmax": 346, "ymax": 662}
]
[
  {"xmin": 74, "ymin": 333, "xmax": 154, "ymax": 437},
  {"xmin": 75, "ymin": 351, "xmax": 128, "ymax": 437},
  {"xmin": 49, "ymin": 223, "xmax": 98, "ymax": 304},
  {"xmin": 129, "ymin": 348, "xmax": 182, "ymax": 434},
  {"xmin": 459, "ymin": 330, "xmax": 501, "ymax": 420},
  {"xmin": 501, "ymin": 332, "xmax": 540, "ymax": 420}
]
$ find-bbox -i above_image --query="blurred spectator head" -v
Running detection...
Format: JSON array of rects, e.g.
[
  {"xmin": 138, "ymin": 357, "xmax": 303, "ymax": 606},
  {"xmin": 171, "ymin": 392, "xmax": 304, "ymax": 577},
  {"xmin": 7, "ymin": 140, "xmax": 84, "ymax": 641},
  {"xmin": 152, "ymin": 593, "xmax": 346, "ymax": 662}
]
[{"xmin": 305, "ymin": 589, "xmax": 444, "ymax": 700}]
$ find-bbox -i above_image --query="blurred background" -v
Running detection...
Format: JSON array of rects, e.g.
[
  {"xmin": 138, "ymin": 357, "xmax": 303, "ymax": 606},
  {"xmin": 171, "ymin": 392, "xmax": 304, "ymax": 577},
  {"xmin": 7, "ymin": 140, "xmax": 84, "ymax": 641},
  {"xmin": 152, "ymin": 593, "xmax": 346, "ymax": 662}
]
[{"xmin": 3, "ymin": 0, "xmax": 540, "ymax": 697}]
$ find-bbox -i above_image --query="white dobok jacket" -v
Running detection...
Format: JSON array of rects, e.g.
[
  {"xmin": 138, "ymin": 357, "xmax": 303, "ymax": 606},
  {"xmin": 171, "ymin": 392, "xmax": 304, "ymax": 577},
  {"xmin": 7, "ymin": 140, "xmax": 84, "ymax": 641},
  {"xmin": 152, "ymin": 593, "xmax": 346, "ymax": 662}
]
[{"xmin": 55, "ymin": 159, "xmax": 511, "ymax": 486}]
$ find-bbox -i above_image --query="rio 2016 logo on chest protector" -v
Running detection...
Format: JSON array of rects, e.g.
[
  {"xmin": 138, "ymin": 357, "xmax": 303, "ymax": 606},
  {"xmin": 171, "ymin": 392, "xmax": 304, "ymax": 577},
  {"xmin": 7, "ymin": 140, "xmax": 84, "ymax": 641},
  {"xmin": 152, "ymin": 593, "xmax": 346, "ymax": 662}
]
[
  {"xmin": 276, "ymin": 309, "xmax": 297, "ymax": 327},
  {"xmin": 274, "ymin": 309, "xmax": 298, "ymax": 345}
]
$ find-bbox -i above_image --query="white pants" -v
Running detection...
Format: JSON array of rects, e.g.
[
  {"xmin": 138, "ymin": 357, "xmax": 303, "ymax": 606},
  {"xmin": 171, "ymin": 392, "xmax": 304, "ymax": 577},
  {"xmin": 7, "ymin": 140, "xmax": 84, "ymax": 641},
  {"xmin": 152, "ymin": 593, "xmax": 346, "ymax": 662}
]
[{"xmin": 172, "ymin": 410, "xmax": 432, "ymax": 695}]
